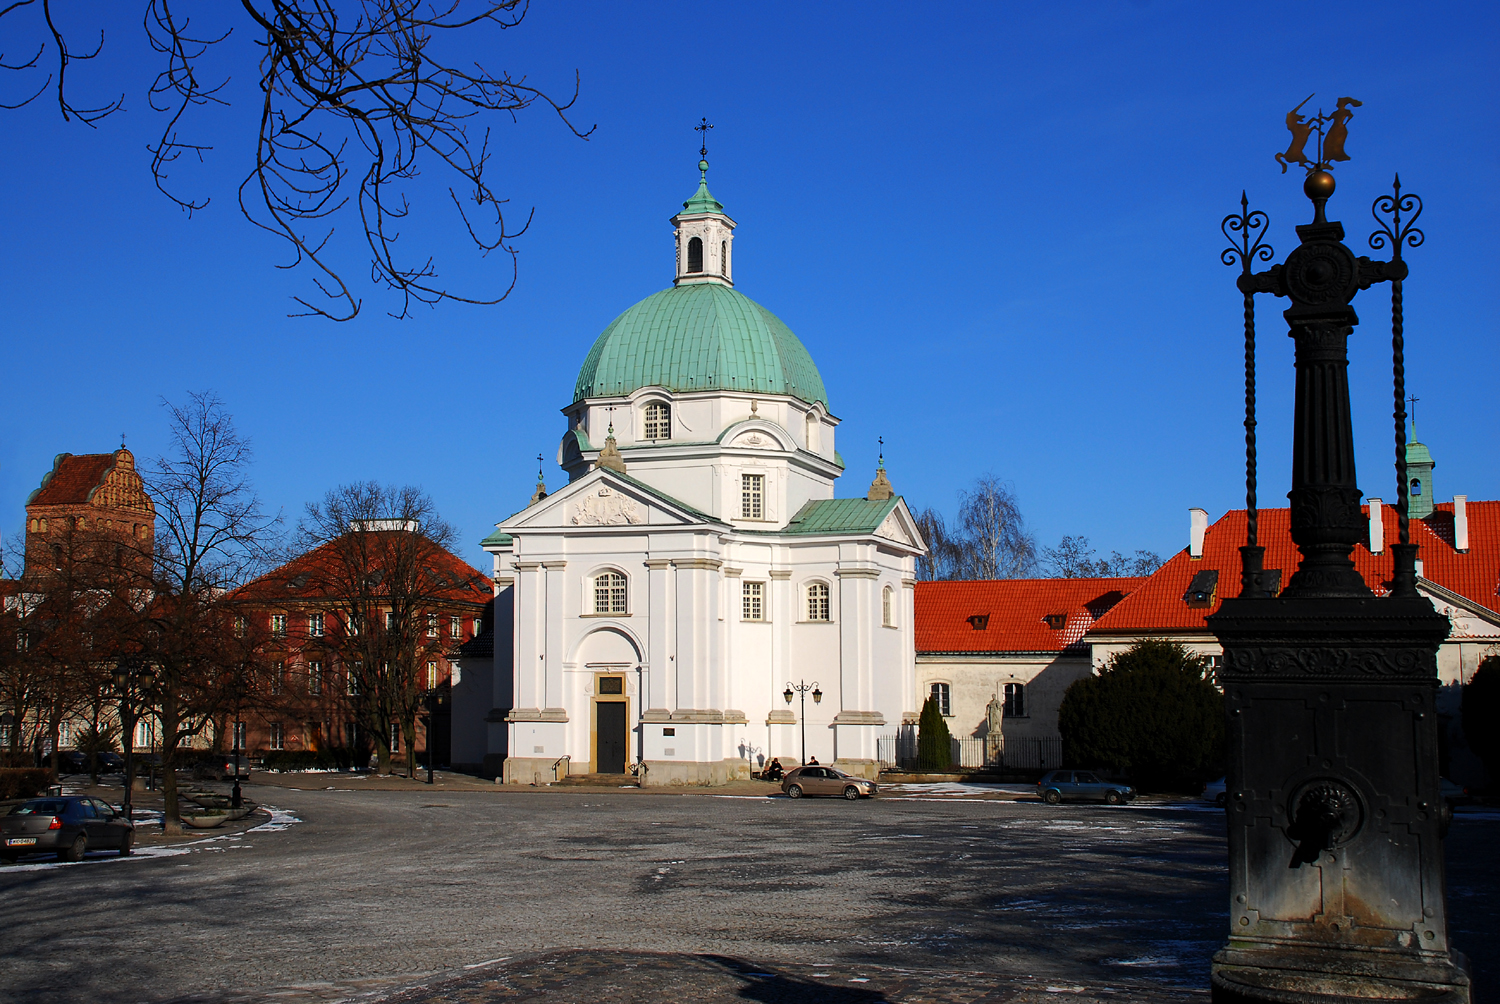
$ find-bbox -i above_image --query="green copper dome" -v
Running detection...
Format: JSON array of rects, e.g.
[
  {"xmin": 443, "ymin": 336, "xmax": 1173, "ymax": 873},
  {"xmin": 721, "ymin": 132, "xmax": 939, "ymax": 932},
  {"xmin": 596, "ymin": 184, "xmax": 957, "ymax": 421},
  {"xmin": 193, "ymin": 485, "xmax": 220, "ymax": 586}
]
[{"xmin": 573, "ymin": 283, "xmax": 829, "ymax": 408}]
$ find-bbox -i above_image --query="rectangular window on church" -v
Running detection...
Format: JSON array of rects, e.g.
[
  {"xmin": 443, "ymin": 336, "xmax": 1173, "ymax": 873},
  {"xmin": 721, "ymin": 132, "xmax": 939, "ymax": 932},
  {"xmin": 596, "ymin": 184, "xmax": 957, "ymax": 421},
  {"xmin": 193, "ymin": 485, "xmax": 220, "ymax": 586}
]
[
  {"xmin": 741, "ymin": 474, "xmax": 764, "ymax": 519},
  {"xmin": 743, "ymin": 581, "xmax": 764, "ymax": 621}
]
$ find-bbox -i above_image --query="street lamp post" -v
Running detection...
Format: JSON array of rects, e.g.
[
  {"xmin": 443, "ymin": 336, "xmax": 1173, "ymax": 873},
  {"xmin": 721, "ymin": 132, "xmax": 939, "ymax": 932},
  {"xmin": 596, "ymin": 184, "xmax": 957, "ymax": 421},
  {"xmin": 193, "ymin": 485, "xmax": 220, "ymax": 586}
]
[
  {"xmin": 1207, "ymin": 102, "xmax": 1467, "ymax": 1002},
  {"xmin": 782, "ymin": 681, "xmax": 821, "ymax": 765},
  {"xmin": 422, "ymin": 689, "xmax": 438, "ymax": 785},
  {"xmin": 112, "ymin": 658, "xmax": 156, "ymax": 822}
]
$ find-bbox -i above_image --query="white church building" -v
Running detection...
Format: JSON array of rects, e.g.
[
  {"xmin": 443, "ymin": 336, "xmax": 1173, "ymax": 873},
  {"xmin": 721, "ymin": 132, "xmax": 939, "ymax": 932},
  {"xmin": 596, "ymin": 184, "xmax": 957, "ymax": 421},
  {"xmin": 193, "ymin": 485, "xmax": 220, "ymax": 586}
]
[{"xmin": 451, "ymin": 158, "xmax": 926, "ymax": 786}]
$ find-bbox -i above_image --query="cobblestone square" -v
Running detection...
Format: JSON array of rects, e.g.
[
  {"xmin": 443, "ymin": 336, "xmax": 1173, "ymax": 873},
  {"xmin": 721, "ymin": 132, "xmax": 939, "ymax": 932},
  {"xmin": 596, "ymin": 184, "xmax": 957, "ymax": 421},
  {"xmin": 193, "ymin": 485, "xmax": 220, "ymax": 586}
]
[{"xmin": 0, "ymin": 783, "xmax": 1493, "ymax": 1003}]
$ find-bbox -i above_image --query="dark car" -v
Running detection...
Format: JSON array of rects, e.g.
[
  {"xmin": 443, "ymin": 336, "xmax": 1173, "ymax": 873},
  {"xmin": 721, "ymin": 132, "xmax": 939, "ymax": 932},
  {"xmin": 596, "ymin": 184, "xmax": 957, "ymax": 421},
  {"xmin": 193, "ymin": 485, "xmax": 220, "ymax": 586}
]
[
  {"xmin": 224, "ymin": 754, "xmax": 252, "ymax": 780},
  {"xmin": 781, "ymin": 766, "xmax": 878, "ymax": 800},
  {"xmin": 1037, "ymin": 769, "xmax": 1134, "ymax": 805},
  {"xmin": 95, "ymin": 751, "xmax": 125, "ymax": 772},
  {"xmin": 56, "ymin": 751, "xmax": 90, "ymax": 773},
  {"xmin": 1, "ymin": 796, "xmax": 135, "ymax": 862}
]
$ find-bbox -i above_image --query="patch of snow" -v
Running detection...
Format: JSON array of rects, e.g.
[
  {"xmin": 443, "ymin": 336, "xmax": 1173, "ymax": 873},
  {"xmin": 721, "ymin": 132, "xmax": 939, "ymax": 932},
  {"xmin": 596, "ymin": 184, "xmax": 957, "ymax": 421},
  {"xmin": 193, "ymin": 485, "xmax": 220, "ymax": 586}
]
[
  {"xmin": 246, "ymin": 806, "xmax": 302, "ymax": 832},
  {"xmin": 2, "ymin": 844, "xmax": 191, "ymax": 872}
]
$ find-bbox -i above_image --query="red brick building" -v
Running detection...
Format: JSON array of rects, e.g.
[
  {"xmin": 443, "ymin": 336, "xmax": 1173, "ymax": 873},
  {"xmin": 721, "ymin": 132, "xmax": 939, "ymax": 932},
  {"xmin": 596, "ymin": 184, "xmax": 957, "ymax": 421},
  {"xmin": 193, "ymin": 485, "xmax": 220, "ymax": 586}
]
[
  {"xmin": 24, "ymin": 447, "xmax": 155, "ymax": 581},
  {"xmin": 227, "ymin": 529, "xmax": 492, "ymax": 765}
]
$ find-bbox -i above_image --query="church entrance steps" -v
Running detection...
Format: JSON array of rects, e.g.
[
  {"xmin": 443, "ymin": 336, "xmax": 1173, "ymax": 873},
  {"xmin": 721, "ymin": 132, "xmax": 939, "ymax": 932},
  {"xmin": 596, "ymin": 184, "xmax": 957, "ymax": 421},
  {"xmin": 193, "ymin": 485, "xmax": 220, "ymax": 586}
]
[{"xmin": 555, "ymin": 773, "xmax": 638, "ymax": 787}]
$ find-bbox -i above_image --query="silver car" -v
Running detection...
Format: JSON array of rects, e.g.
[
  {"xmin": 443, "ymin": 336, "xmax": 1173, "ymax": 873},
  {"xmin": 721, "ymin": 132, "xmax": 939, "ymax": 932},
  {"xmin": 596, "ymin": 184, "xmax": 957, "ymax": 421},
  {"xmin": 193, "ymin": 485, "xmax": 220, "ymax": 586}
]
[
  {"xmin": 2, "ymin": 796, "xmax": 135, "ymax": 862},
  {"xmin": 782, "ymin": 766, "xmax": 878, "ymax": 800}
]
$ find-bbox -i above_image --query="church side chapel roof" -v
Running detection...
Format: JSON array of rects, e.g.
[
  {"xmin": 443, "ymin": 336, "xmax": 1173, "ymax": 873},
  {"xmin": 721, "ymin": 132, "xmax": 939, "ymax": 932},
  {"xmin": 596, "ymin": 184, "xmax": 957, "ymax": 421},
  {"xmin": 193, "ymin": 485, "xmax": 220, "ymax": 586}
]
[
  {"xmin": 916, "ymin": 578, "xmax": 1145, "ymax": 655},
  {"xmin": 777, "ymin": 496, "xmax": 903, "ymax": 535},
  {"xmin": 1088, "ymin": 502, "xmax": 1500, "ymax": 636},
  {"xmin": 572, "ymin": 280, "xmax": 829, "ymax": 408},
  {"xmin": 231, "ymin": 532, "xmax": 491, "ymax": 607},
  {"xmin": 27, "ymin": 450, "xmax": 149, "ymax": 509}
]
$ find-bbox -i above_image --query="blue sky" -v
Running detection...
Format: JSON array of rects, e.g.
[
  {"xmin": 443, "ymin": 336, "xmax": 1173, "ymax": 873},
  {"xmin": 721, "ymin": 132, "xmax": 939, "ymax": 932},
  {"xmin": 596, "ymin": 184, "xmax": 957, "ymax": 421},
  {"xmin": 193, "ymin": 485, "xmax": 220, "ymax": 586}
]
[{"xmin": 2, "ymin": 2, "xmax": 1496, "ymax": 573}]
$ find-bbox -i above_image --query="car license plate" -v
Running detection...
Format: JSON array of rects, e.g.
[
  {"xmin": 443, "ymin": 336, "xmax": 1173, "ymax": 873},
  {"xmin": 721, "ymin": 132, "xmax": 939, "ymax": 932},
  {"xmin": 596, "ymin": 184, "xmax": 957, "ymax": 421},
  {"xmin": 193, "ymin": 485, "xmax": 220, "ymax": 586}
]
[{"xmin": 6, "ymin": 837, "xmax": 36, "ymax": 846}]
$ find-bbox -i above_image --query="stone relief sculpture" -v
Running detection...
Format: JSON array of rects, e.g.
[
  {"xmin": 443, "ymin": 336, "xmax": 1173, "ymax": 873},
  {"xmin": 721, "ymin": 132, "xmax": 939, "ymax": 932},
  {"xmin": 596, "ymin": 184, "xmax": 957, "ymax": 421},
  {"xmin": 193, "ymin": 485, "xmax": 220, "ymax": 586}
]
[{"xmin": 571, "ymin": 486, "xmax": 644, "ymax": 526}]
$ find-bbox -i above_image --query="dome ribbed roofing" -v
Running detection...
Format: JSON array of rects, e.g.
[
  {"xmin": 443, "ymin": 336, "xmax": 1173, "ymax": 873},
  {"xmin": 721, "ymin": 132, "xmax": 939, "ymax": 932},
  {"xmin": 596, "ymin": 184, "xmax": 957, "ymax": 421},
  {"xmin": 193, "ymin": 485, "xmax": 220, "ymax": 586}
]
[{"xmin": 573, "ymin": 283, "xmax": 829, "ymax": 408}]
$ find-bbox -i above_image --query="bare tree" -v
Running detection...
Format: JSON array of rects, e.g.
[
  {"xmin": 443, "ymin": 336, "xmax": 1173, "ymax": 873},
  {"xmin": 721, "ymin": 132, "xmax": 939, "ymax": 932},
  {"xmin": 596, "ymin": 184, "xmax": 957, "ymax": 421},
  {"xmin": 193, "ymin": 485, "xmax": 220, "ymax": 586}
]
[
  {"xmin": 955, "ymin": 473, "xmax": 1036, "ymax": 580},
  {"xmin": 1043, "ymin": 535, "xmax": 1163, "ymax": 578},
  {"xmin": 295, "ymin": 482, "xmax": 458, "ymax": 775},
  {"xmin": 2, "ymin": 1, "xmax": 593, "ymax": 320},
  {"xmin": 912, "ymin": 507, "xmax": 962, "ymax": 582},
  {"xmin": 140, "ymin": 391, "xmax": 280, "ymax": 834}
]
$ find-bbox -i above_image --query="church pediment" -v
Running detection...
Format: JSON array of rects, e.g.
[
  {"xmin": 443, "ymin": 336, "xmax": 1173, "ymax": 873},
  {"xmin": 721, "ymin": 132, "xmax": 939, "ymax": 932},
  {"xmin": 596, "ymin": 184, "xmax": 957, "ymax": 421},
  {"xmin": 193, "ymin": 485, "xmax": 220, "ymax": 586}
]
[
  {"xmin": 875, "ymin": 502, "xmax": 926, "ymax": 551},
  {"xmin": 500, "ymin": 471, "xmax": 715, "ymax": 532},
  {"xmin": 718, "ymin": 419, "xmax": 796, "ymax": 452}
]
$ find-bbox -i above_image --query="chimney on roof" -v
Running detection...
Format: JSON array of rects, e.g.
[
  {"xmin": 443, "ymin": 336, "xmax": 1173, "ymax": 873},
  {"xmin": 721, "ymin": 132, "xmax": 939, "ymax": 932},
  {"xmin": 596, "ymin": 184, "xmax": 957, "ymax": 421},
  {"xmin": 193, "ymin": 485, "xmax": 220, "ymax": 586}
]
[
  {"xmin": 1368, "ymin": 498, "xmax": 1384, "ymax": 554},
  {"xmin": 1454, "ymin": 495, "xmax": 1469, "ymax": 553},
  {"xmin": 1189, "ymin": 508, "xmax": 1208, "ymax": 559}
]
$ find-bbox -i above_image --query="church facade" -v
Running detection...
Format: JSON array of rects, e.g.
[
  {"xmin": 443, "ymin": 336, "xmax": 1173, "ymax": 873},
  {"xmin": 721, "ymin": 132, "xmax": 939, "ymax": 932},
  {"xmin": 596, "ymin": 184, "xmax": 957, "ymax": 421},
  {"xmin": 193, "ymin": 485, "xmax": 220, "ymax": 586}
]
[{"xmin": 454, "ymin": 159, "xmax": 926, "ymax": 786}]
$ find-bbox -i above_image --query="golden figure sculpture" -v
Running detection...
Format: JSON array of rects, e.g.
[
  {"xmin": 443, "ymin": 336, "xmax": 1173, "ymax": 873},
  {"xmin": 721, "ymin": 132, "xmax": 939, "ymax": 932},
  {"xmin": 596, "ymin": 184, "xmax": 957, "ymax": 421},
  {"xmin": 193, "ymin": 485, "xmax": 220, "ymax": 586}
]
[
  {"xmin": 1322, "ymin": 96, "xmax": 1362, "ymax": 163},
  {"xmin": 1274, "ymin": 94, "xmax": 1363, "ymax": 174},
  {"xmin": 1275, "ymin": 95, "xmax": 1316, "ymax": 173}
]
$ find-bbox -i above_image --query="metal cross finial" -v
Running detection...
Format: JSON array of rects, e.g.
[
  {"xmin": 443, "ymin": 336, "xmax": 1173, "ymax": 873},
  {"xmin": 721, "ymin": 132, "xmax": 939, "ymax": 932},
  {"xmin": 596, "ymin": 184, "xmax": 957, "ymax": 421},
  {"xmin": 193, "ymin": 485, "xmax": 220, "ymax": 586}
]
[
  {"xmin": 537, "ymin": 453, "xmax": 545, "ymax": 478},
  {"xmin": 1408, "ymin": 395, "xmax": 1419, "ymax": 438},
  {"xmin": 696, "ymin": 117, "xmax": 714, "ymax": 159},
  {"xmin": 877, "ymin": 436, "xmax": 885, "ymax": 469},
  {"xmin": 120, "ymin": 432, "xmax": 127, "ymax": 449}
]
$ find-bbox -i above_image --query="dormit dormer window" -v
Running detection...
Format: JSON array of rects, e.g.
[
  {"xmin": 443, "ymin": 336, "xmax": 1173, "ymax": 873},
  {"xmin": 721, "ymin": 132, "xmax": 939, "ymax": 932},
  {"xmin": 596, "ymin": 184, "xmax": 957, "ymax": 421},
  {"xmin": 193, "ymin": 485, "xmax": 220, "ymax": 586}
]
[{"xmin": 644, "ymin": 401, "xmax": 670, "ymax": 440}]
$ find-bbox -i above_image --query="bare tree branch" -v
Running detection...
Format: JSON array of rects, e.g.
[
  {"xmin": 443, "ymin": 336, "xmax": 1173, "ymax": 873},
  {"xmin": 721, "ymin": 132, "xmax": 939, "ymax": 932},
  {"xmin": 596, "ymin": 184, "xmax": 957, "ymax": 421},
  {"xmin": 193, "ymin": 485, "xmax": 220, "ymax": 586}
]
[{"xmin": 3, "ymin": 1, "xmax": 593, "ymax": 319}]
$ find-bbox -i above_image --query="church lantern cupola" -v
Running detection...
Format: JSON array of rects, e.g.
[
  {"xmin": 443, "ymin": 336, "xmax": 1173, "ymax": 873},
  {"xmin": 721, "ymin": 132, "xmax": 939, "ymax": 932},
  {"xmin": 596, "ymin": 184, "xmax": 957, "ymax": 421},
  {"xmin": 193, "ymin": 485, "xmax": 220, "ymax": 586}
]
[{"xmin": 672, "ymin": 120, "xmax": 735, "ymax": 287}]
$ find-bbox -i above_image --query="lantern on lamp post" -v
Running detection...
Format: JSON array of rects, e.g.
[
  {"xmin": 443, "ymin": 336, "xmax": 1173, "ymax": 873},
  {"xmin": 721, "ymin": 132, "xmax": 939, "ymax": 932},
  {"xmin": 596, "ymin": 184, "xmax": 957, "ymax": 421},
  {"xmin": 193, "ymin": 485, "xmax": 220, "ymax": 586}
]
[{"xmin": 783, "ymin": 681, "xmax": 821, "ymax": 765}]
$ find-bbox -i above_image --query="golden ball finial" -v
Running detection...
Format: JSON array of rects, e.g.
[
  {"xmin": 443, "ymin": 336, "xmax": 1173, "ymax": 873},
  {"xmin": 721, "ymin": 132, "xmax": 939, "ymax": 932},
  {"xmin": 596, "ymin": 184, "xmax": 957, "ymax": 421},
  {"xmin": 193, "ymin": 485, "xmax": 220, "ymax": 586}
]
[{"xmin": 1304, "ymin": 170, "xmax": 1336, "ymax": 201}]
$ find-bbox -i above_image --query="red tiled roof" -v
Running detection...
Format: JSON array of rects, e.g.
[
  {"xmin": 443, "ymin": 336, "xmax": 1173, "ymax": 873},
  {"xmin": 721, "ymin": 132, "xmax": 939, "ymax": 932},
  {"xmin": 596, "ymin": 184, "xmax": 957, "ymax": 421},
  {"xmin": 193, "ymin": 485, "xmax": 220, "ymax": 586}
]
[
  {"xmin": 915, "ymin": 577, "xmax": 1146, "ymax": 654},
  {"xmin": 230, "ymin": 533, "xmax": 490, "ymax": 607},
  {"xmin": 1089, "ymin": 501, "xmax": 1500, "ymax": 636},
  {"xmin": 28, "ymin": 454, "xmax": 117, "ymax": 506}
]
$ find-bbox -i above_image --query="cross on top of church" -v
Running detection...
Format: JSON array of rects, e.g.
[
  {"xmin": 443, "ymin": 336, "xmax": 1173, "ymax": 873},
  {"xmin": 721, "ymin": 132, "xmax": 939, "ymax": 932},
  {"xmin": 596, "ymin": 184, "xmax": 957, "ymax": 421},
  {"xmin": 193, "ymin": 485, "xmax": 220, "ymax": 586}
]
[
  {"xmin": 696, "ymin": 117, "xmax": 713, "ymax": 160},
  {"xmin": 1408, "ymin": 394, "xmax": 1419, "ymax": 441}
]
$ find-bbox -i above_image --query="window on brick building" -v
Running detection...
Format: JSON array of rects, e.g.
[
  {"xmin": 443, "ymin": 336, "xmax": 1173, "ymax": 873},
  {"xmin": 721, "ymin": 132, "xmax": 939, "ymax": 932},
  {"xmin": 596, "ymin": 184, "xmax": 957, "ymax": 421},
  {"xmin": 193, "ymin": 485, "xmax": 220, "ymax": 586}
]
[
  {"xmin": 270, "ymin": 614, "xmax": 286, "ymax": 638},
  {"xmin": 427, "ymin": 661, "xmax": 439, "ymax": 690},
  {"xmin": 309, "ymin": 661, "xmax": 322, "ymax": 696},
  {"xmin": 270, "ymin": 662, "xmax": 284, "ymax": 696},
  {"xmin": 450, "ymin": 615, "xmax": 462, "ymax": 639},
  {"xmin": 309, "ymin": 613, "xmax": 324, "ymax": 638},
  {"xmin": 269, "ymin": 723, "xmax": 285, "ymax": 751},
  {"xmin": 427, "ymin": 614, "xmax": 438, "ymax": 638}
]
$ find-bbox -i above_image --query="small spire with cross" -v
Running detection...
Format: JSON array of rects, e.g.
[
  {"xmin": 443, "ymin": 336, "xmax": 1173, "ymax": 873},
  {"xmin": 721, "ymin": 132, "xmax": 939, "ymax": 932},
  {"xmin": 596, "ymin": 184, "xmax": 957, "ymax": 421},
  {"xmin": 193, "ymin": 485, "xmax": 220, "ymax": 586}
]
[
  {"xmin": 696, "ymin": 116, "xmax": 714, "ymax": 161},
  {"xmin": 1407, "ymin": 394, "xmax": 1419, "ymax": 442},
  {"xmin": 867, "ymin": 437, "xmax": 895, "ymax": 501},
  {"xmin": 530, "ymin": 452, "xmax": 549, "ymax": 506}
]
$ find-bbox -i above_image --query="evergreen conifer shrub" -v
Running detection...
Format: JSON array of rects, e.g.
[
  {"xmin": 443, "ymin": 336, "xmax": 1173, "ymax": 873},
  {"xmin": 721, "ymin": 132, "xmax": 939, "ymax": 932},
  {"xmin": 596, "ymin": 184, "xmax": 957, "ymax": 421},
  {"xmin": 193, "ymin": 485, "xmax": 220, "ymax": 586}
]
[
  {"xmin": 1057, "ymin": 639, "xmax": 1224, "ymax": 791},
  {"xmin": 917, "ymin": 697, "xmax": 953, "ymax": 771}
]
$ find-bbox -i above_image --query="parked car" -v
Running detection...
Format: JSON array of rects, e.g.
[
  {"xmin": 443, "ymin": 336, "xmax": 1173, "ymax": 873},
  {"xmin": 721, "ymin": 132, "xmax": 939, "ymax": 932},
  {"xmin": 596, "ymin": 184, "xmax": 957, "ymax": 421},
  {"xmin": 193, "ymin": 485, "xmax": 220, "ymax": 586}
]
[
  {"xmin": 95, "ymin": 751, "xmax": 125, "ymax": 772},
  {"xmin": 56, "ymin": 751, "xmax": 90, "ymax": 773},
  {"xmin": 224, "ymin": 754, "xmax": 252, "ymax": 780},
  {"xmin": 1037, "ymin": 770, "xmax": 1135, "ymax": 805},
  {"xmin": 1203, "ymin": 777, "xmax": 1228, "ymax": 806},
  {"xmin": 1, "ymin": 796, "xmax": 135, "ymax": 862},
  {"xmin": 781, "ymin": 766, "xmax": 878, "ymax": 800}
]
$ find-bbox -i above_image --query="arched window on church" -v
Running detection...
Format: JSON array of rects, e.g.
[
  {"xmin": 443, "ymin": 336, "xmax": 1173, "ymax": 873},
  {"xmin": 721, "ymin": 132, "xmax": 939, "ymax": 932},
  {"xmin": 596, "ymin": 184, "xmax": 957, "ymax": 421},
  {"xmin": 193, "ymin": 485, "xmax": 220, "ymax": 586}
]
[
  {"xmin": 594, "ymin": 571, "xmax": 628, "ymax": 615},
  {"xmin": 806, "ymin": 582, "xmax": 830, "ymax": 622},
  {"xmin": 720, "ymin": 240, "xmax": 727, "ymax": 275},
  {"xmin": 1410, "ymin": 478, "xmax": 1423, "ymax": 497},
  {"xmin": 882, "ymin": 585, "xmax": 895, "ymax": 627},
  {"xmin": 643, "ymin": 401, "xmax": 670, "ymax": 440},
  {"xmin": 687, "ymin": 236, "xmax": 703, "ymax": 273}
]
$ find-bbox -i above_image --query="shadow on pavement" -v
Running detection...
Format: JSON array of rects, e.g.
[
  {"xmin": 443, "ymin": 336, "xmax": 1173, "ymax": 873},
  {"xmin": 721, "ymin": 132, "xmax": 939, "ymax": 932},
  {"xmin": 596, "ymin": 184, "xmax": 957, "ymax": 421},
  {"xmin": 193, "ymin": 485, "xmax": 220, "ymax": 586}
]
[{"xmin": 700, "ymin": 955, "xmax": 887, "ymax": 1003}]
